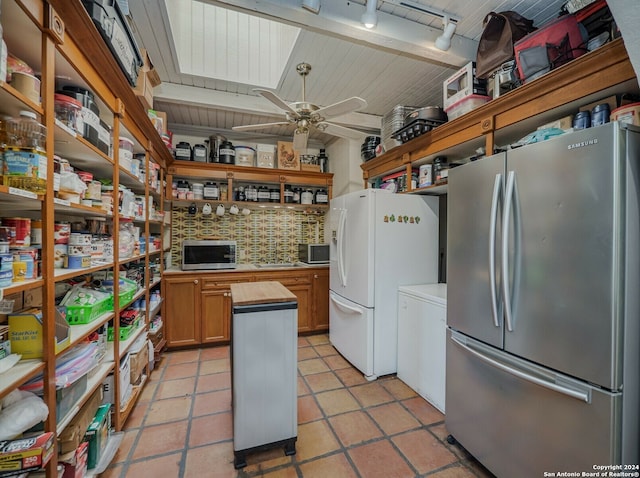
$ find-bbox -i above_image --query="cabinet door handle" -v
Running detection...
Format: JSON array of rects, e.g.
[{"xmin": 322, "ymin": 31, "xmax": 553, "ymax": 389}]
[
  {"xmin": 194, "ymin": 279, "xmax": 199, "ymax": 284},
  {"xmin": 314, "ymin": 274, "xmax": 318, "ymax": 279}
]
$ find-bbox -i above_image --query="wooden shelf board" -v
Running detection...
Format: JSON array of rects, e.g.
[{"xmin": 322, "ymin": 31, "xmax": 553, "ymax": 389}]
[{"xmin": 0, "ymin": 360, "xmax": 45, "ymax": 400}]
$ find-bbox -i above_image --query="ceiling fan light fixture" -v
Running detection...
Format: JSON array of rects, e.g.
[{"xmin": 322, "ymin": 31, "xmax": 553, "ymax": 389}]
[
  {"xmin": 361, "ymin": 0, "xmax": 377, "ymax": 29},
  {"xmin": 301, "ymin": 0, "xmax": 320, "ymax": 14},
  {"xmin": 435, "ymin": 17, "xmax": 456, "ymax": 51}
]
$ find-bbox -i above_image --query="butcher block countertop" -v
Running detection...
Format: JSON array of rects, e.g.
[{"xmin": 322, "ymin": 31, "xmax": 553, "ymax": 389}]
[{"xmin": 230, "ymin": 281, "xmax": 297, "ymax": 306}]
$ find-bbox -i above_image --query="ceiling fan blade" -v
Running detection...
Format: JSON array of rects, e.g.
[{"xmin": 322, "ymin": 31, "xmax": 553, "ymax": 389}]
[
  {"xmin": 318, "ymin": 122, "xmax": 368, "ymax": 140},
  {"xmin": 293, "ymin": 129, "xmax": 309, "ymax": 151},
  {"xmin": 314, "ymin": 97, "xmax": 367, "ymax": 120},
  {"xmin": 253, "ymin": 88, "xmax": 300, "ymax": 118},
  {"xmin": 232, "ymin": 121, "xmax": 292, "ymax": 132}
]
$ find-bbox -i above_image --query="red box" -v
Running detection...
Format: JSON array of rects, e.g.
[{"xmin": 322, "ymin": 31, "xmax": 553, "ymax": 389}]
[
  {"xmin": 514, "ymin": 14, "xmax": 587, "ymax": 83},
  {"xmin": 0, "ymin": 432, "xmax": 55, "ymax": 475},
  {"xmin": 60, "ymin": 442, "xmax": 89, "ymax": 478}
]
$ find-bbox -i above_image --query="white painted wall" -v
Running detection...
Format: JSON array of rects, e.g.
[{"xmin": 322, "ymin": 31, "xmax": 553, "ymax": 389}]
[
  {"xmin": 326, "ymin": 138, "xmax": 366, "ymax": 198},
  {"xmin": 608, "ymin": 0, "xmax": 640, "ymax": 81}
]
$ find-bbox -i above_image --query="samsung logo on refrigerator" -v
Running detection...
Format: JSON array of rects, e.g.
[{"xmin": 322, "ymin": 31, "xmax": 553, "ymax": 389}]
[{"xmin": 567, "ymin": 138, "xmax": 598, "ymax": 150}]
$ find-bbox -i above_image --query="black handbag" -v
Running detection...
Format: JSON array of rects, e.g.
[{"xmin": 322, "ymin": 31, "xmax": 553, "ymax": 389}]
[{"xmin": 476, "ymin": 11, "xmax": 537, "ymax": 79}]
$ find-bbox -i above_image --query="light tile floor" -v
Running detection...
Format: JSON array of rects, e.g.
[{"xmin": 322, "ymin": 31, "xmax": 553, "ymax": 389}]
[{"xmin": 101, "ymin": 334, "xmax": 494, "ymax": 477}]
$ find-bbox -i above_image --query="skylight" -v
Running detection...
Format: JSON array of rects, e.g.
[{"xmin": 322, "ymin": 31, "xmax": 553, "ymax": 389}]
[{"xmin": 165, "ymin": 0, "xmax": 301, "ymax": 88}]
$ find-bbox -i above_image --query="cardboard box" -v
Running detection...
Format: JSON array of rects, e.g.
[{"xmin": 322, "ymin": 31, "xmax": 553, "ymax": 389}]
[
  {"xmin": 102, "ymin": 354, "xmax": 131, "ymax": 406},
  {"xmin": 8, "ymin": 307, "xmax": 70, "ymax": 359},
  {"xmin": 256, "ymin": 144, "xmax": 276, "ymax": 168},
  {"xmin": 0, "ymin": 291, "xmax": 24, "ymax": 322},
  {"xmin": 23, "ymin": 287, "xmax": 43, "ymax": 308},
  {"xmin": 129, "ymin": 341, "xmax": 149, "ymax": 385},
  {"xmin": 537, "ymin": 114, "xmax": 574, "ymax": 131},
  {"xmin": 0, "ymin": 432, "xmax": 55, "ymax": 475},
  {"xmin": 58, "ymin": 387, "xmax": 103, "ymax": 454},
  {"xmin": 85, "ymin": 404, "xmax": 111, "ymax": 470},
  {"xmin": 60, "ymin": 441, "xmax": 88, "ymax": 478},
  {"xmin": 579, "ymin": 95, "xmax": 634, "ymax": 115},
  {"xmin": 277, "ymin": 141, "xmax": 300, "ymax": 170},
  {"xmin": 133, "ymin": 49, "xmax": 161, "ymax": 110},
  {"xmin": 148, "ymin": 109, "xmax": 167, "ymax": 135},
  {"xmin": 443, "ymin": 61, "xmax": 488, "ymax": 110}
]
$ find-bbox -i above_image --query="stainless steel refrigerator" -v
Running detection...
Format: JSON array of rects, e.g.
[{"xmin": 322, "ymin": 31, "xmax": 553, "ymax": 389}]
[{"xmin": 446, "ymin": 122, "xmax": 639, "ymax": 476}]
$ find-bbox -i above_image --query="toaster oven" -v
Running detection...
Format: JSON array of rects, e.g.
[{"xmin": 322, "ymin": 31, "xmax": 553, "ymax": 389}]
[{"xmin": 298, "ymin": 243, "xmax": 329, "ymax": 264}]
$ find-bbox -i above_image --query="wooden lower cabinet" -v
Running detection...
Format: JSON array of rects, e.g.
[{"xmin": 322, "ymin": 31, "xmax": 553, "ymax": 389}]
[
  {"xmin": 163, "ymin": 267, "xmax": 329, "ymax": 348},
  {"xmin": 200, "ymin": 289, "xmax": 230, "ymax": 343},
  {"xmin": 312, "ymin": 269, "xmax": 329, "ymax": 330},
  {"xmin": 163, "ymin": 275, "xmax": 201, "ymax": 348}
]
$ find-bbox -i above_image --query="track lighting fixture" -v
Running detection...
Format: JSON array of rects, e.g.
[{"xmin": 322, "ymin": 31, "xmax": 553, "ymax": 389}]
[
  {"xmin": 361, "ymin": 0, "xmax": 377, "ymax": 29},
  {"xmin": 301, "ymin": 0, "xmax": 320, "ymax": 14},
  {"xmin": 435, "ymin": 16, "xmax": 456, "ymax": 51}
]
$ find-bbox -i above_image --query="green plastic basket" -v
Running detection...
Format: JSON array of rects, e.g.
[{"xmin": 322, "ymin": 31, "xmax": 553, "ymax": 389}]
[
  {"xmin": 107, "ymin": 319, "xmax": 140, "ymax": 342},
  {"xmin": 65, "ymin": 296, "xmax": 112, "ymax": 325},
  {"xmin": 106, "ymin": 277, "xmax": 139, "ymax": 310}
]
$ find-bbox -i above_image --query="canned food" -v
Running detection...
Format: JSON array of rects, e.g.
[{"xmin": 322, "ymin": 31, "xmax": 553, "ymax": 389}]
[
  {"xmin": 65, "ymin": 254, "xmax": 91, "ymax": 269},
  {"xmin": 2, "ymin": 218, "xmax": 31, "ymax": 247},
  {"xmin": 69, "ymin": 232, "xmax": 92, "ymax": 245},
  {"xmin": 54, "ymin": 222, "xmax": 71, "ymax": 244}
]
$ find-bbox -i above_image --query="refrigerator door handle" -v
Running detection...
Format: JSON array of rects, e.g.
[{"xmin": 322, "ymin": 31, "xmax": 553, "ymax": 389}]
[
  {"xmin": 489, "ymin": 173, "xmax": 502, "ymax": 328},
  {"xmin": 330, "ymin": 293, "xmax": 364, "ymax": 315},
  {"xmin": 337, "ymin": 209, "xmax": 347, "ymax": 287},
  {"xmin": 502, "ymin": 171, "xmax": 515, "ymax": 332},
  {"xmin": 451, "ymin": 335, "xmax": 591, "ymax": 403}
]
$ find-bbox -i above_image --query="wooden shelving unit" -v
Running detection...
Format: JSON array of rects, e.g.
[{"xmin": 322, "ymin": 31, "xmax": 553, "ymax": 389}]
[
  {"xmin": 0, "ymin": 2, "xmax": 173, "ymax": 477},
  {"xmin": 362, "ymin": 39, "xmax": 638, "ymax": 188}
]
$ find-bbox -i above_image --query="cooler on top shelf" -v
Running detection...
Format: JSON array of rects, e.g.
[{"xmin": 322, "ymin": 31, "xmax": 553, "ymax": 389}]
[{"xmin": 514, "ymin": 14, "xmax": 587, "ymax": 84}]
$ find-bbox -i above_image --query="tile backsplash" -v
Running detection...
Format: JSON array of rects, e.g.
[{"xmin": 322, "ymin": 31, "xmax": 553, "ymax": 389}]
[{"xmin": 170, "ymin": 207, "xmax": 326, "ymax": 267}]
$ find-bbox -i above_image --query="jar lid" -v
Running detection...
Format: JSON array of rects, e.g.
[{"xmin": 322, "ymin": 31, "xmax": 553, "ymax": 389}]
[{"xmin": 54, "ymin": 93, "xmax": 82, "ymax": 107}]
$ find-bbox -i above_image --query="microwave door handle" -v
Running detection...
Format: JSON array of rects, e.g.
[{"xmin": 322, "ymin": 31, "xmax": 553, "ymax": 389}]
[{"xmin": 489, "ymin": 173, "xmax": 502, "ymax": 328}]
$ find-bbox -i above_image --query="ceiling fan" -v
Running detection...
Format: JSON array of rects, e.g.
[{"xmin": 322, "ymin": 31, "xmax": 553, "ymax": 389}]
[{"xmin": 232, "ymin": 62, "xmax": 368, "ymax": 151}]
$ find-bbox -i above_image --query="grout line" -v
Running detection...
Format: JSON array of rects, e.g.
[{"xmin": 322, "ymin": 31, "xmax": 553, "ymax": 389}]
[{"xmin": 107, "ymin": 337, "xmax": 492, "ymax": 478}]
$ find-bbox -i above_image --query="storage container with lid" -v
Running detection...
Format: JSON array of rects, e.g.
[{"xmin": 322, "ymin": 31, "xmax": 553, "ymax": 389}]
[
  {"xmin": 192, "ymin": 144, "xmax": 207, "ymax": 162},
  {"xmin": 119, "ymin": 137, "xmax": 134, "ymax": 162},
  {"xmin": 218, "ymin": 140, "xmax": 235, "ymax": 164},
  {"xmin": 591, "ymin": 103, "xmax": 610, "ymax": 127},
  {"xmin": 174, "ymin": 141, "xmax": 192, "ymax": 161},
  {"xmin": 444, "ymin": 94, "xmax": 491, "ymax": 121},
  {"xmin": 60, "ymin": 86, "xmax": 101, "ymax": 148},
  {"xmin": 611, "ymin": 102, "xmax": 640, "ymax": 126},
  {"xmin": 203, "ymin": 181, "xmax": 219, "ymax": 200},
  {"xmin": 235, "ymin": 146, "xmax": 255, "ymax": 167},
  {"xmin": 301, "ymin": 189, "xmax": 314, "ymax": 205},
  {"xmin": 54, "ymin": 93, "xmax": 83, "ymax": 132},
  {"xmin": 314, "ymin": 188, "xmax": 328, "ymax": 204}
]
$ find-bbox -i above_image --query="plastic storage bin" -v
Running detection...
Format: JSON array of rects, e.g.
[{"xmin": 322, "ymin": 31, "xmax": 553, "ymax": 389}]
[{"xmin": 444, "ymin": 94, "xmax": 491, "ymax": 121}]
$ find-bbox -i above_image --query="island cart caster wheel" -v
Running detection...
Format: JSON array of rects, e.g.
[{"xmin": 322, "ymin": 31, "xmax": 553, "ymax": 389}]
[
  {"xmin": 284, "ymin": 438, "xmax": 297, "ymax": 456},
  {"xmin": 446, "ymin": 435, "xmax": 457, "ymax": 445},
  {"xmin": 233, "ymin": 452, "xmax": 247, "ymax": 469}
]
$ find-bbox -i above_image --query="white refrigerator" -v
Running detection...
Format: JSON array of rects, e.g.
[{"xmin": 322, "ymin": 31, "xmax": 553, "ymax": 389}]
[{"xmin": 326, "ymin": 188, "xmax": 439, "ymax": 380}]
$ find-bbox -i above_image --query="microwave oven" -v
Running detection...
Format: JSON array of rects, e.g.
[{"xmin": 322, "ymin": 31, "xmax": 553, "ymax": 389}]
[
  {"xmin": 298, "ymin": 243, "xmax": 329, "ymax": 264},
  {"xmin": 182, "ymin": 240, "xmax": 237, "ymax": 270}
]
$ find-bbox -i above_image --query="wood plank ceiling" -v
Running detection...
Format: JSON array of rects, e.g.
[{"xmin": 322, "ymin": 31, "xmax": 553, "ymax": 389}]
[{"xmin": 127, "ymin": 0, "xmax": 571, "ymax": 147}]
